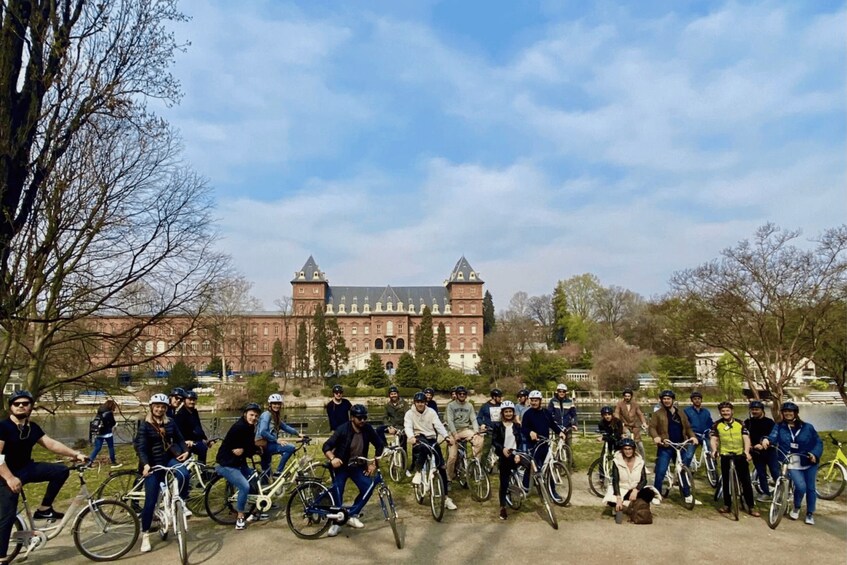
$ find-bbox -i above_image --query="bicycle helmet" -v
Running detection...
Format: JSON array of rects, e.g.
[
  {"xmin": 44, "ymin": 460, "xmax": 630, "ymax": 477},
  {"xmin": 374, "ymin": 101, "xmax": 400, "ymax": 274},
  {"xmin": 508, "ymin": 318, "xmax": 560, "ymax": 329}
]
[
  {"xmin": 331, "ymin": 384, "xmax": 344, "ymax": 394},
  {"xmin": 517, "ymin": 388, "xmax": 530, "ymax": 397},
  {"xmin": 149, "ymin": 393, "xmax": 169, "ymax": 406},
  {"xmin": 7, "ymin": 390, "xmax": 34, "ymax": 406},
  {"xmin": 413, "ymin": 392, "xmax": 427, "ymax": 402},
  {"xmin": 350, "ymin": 404, "xmax": 368, "ymax": 419},
  {"xmin": 689, "ymin": 391, "xmax": 703, "ymax": 399},
  {"xmin": 490, "ymin": 388, "xmax": 503, "ymax": 397},
  {"xmin": 748, "ymin": 400, "xmax": 764, "ymax": 410},
  {"xmin": 268, "ymin": 393, "xmax": 283, "ymax": 403},
  {"xmin": 500, "ymin": 400, "xmax": 515, "ymax": 410},
  {"xmin": 184, "ymin": 390, "xmax": 198, "ymax": 400},
  {"xmin": 528, "ymin": 390, "xmax": 543, "ymax": 399},
  {"xmin": 170, "ymin": 387, "xmax": 186, "ymax": 399},
  {"xmin": 455, "ymin": 385, "xmax": 467, "ymax": 394},
  {"xmin": 659, "ymin": 389, "xmax": 675, "ymax": 399},
  {"xmin": 618, "ymin": 438, "xmax": 637, "ymax": 450},
  {"xmin": 424, "ymin": 387, "xmax": 435, "ymax": 395},
  {"xmin": 556, "ymin": 383, "xmax": 568, "ymax": 392},
  {"xmin": 388, "ymin": 385, "xmax": 399, "ymax": 394},
  {"xmin": 717, "ymin": 401, "xmax": 733, "ymax": 410},
  {"xmin": 780, "ymin": 401, "xmax": 799, "ymax": 413},
  {"xmin": 600, "ymin": 406, "xmax": 613, "ymax": 415},
  {"xmin": 243, "ymin": 402, "xmax": 261, "ymax": 413}
]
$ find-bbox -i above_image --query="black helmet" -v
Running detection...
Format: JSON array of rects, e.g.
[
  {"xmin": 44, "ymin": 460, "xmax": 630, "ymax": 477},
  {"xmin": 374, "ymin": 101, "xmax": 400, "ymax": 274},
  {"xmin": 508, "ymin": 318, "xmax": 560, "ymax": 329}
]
[
  {"xmin": 749, "ymin": 400, "xmax": 764, "ymax": 410},
  {"xmin": 413, "ymin": 392, "xmax": 427, "ymax": 402},
  {"xmin": 618, "ymin": 438, "xmax": 637, "ymax": 450},
  {"xmin": 350, "ymin": 404, "xmax": 368, "ymax": 419},
  {"xmin": 718, "ymin": 401, "xmax": 733, "ymax": 410},
  {"xmin": 170, "ymin": 387, "xmax": 186, "ymax": 399},
  {"xmin": 243, "ymin": 402, "xmax": 261, "ymax": 413},
  {"xmin": 517, "ymin": 388, "xmax": 530, "ymax": 397},
  {"xmin": 455, "ymin": 386, "xmax": 467, "ymax": 394},
  {"xmin": 600, "ymin": 406, "xmax": 613, "ymax": 415},
  {"xmin": 388, "ymin": 385, "xmax": 399, "ymax": 394},
  {"xmin": 332, "ymin": 384, "xmax": 344, "ymax": 394},
  {"xmin": 780, "ymin": 401, "xmax": 799, "ymax": 413},
  {"xmin": 490, "ymin": 388, "xmax": 503, "ymax": 397},
  {"xmin": 659, "ymin": 389, "xmax": 675, "ymax": 400},
  {"xmin": 622, "ymin": 387, "xmax": 633, "ymax": 395},
  {"xmin": 184, "ymin": 390, "xmax": 198, "ymax": 400},
  {"xmin": 8, "ymin": 390, "xmax": 34, "ymax": 406},
  {"xmin": 689, "ymin": 391, "xmax": 703, "ymax": 399},
  {"xmin": 423, "ymin": 387, "xmax": 435, "ymax": 395}
]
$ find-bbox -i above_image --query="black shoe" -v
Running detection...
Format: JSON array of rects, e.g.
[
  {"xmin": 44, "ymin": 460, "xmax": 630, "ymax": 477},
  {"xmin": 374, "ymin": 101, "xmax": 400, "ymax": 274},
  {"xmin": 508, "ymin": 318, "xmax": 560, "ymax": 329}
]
[
  {"xmin": 499, "ymin": 507, "xmax": 507, "ymax": 520},
  {"xmin": 34, "ymin": 508, "xmax": 64, "ymax": 520}
]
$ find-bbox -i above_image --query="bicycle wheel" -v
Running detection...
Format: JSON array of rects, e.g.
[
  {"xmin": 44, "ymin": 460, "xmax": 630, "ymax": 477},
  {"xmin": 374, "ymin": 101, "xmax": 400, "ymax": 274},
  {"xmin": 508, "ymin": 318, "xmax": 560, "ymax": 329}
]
[
  {"xmin": 729, "ymin": 464, "xmax": 740, "ymax": 521},
  {"xmin": 204, "ymin": 474, "xmax": 238, "ymax": 525},
  {"xmin": 6, "ymin": 515, "xmax": 25, "ymax": 563},
  {"xmin": 388, "ymin": 449, "xmax": 408, "ymax": 483},
  {"xmin": 506, "ymin": 471, "xmax": 524, "ymax": 509},
  {"xmin": 767, "ymin": 477, "xmax": 790, "ymax": 530},
  {"xmin": 429, "ymin": 471, "xmax": 446, "ymax": 522},
  {"xmin": 95, "ymin": 470, "xmax": 143, "ymax": 513},
  {"xmin": 175, "ymin": 501, "xmax": 188, "ymax": 565},
  {"xmin": 455, "ymin": 454, "xmax": 468, "ymax": 488},
  {"xmin": 72, "ymin": 500, "xmax": 140, "ymax": 561},
  {"xmin": 299, "ymin": 460, "xmax": 329, "ymax": 484},
  {"xmin": 285, "ymin": 481, "xmax": 335, "ymax": 539},
  {"xmin": 535, "ymin": 475, "xmax": 558, "ymax": 530},
  {"xmin": 378, "ymin": 485, "xmax": 403, "ymax": 550},
  {"xmin": 546, "ymin": 461, "xmax": 572, "ymax": 507},
  {"xmin": 679, "ymin": 466, "xmax": 695, "ymax": 510},
  {"xmin": 185, "ymin": 467, "xmax": 214, "ymax": 516},
  {"xmin": 561, "ymin": 443, "xmax": 574, "ymax": 470},
  {"xmin": 483, "ymin": 450, "xmax": 498, "ymax": 475},
  {"xmin": 587, "ymin": 458, "xmax": 606, "ymax": 498},
  {"xmin": 815, "ymin": 460, "xmax": 846, "ymax": 500},
  {"xmin": 705, "ymin": 453, "xmax": 718, "ymax": 488},
  {"xmin": 467, "ymin": 459, "xmax": 491, "ymax": 502}
]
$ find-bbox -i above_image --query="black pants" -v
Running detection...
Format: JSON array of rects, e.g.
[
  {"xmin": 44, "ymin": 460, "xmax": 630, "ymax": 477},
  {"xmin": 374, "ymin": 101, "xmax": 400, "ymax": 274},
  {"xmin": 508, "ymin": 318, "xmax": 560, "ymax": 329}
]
[
  {"xmin": 721, "ymin": 454, "xmax": 755, "ymax": 509},
  {"xmin": 0, "ymin": 462, "xmax": 70, "ymax": 558},
  {"xmin": 497, "ymin": 454, "xmax": 523, "ymax": 507},
  {"xmin": 411, "ymin": 436, "xmax": 448, "ymax": 491}
]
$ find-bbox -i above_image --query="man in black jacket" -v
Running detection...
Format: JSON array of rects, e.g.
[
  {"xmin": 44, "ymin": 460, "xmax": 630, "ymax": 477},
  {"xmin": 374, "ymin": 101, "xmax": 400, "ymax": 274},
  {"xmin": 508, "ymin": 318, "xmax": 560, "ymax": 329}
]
[
  {"xmin": 745, "ymin": 400, "xmax": 779, "ymax": 501},
  {"xmin": 322, "ymin": 404, "xmax": 384, "ymax": 537}
]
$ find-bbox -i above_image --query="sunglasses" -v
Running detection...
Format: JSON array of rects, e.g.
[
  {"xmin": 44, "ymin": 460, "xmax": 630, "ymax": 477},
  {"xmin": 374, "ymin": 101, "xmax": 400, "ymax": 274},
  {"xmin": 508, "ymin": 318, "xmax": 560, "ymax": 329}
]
[
  {"xmin": 333, "ymin": 392, "xmax": 343, "ymax": 395},
  {"xmin": 352, "ymin": 415, "xmax": 368, "ymax": 421},
  {"xmin": 12, "ymin": 401, "xmax": 31, "ymax": 407}
]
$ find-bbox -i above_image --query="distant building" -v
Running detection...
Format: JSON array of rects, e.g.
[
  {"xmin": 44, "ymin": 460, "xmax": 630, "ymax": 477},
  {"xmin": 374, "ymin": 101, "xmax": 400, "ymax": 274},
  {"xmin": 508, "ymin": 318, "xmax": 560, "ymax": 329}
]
[{"xmin": 695, "ymin": 350, "xmax": 816, "ymax": 387}]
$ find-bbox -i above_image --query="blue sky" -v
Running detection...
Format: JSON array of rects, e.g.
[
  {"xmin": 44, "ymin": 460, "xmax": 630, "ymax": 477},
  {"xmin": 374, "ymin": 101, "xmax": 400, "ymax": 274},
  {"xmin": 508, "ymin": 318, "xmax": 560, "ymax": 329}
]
[{"xmin": 158, "ymin": 0, "xmax": 846, "ymax": 310}]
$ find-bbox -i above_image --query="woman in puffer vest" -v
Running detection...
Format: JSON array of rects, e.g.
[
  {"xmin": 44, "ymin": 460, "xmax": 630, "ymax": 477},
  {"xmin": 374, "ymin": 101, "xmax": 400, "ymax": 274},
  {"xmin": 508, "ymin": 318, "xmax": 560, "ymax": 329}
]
[{"xmin": 604, "ymin": 438, "xmax": 648, "ymax": 523}]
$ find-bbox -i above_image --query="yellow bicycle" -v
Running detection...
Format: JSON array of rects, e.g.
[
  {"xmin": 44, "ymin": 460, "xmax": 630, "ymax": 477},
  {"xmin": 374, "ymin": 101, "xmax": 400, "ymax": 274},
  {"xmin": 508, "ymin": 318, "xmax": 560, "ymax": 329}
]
[{"xmin": 816, "ymin": 432, "xmax": 847, "ymax": 500}]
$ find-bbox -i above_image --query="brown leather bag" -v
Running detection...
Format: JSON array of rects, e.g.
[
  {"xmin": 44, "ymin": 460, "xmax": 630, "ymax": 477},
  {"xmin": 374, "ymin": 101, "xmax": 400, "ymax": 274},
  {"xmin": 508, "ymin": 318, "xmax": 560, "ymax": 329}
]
[
  {"xmin": 628, "ymin": 499, "xmax": 653, "ymax": 524},
  {"xmin": 254, "ymin": 437, "xmax": 268, "ymax": 448}
]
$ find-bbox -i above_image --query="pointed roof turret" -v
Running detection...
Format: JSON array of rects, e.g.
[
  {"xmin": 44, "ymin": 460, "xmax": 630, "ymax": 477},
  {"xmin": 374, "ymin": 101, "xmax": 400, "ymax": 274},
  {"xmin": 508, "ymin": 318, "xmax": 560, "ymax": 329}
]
[
  {"xmin": 447, "ymin": 256, "xmax": 482, "ymax": 283},
  {"xmin": 292, "ymin": 255, "xmax": 326, "ymax": 282}
]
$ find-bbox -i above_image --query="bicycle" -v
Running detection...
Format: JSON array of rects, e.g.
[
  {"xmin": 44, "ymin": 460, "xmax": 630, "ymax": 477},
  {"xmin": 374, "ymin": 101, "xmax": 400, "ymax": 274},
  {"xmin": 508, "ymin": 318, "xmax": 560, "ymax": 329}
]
[
  {"xmin": 482, "ymin": 443, "xmax": 499, "ymax": 475},
  {"xmin": 454, "ymin": 432, "xmax": 490, "ymax": 502},
  {"xmin": 6, "ymin": 462, "xmax": 140, "ymax": 562},
  {"xmin": 816, "ymin": 432, "xmax": 847, "ymax": 500},
  {"xmin": 285, "ymin": 449, "xmax": 403, "ymax": 549},
  {"xmin": 205, "ymin": 437, "xmax": 324, "ymax": 524},
  {"xmin": 659, "ymin": 439, "xmax": 696, "ymax": 510},
  {"xmin": 715, "ymin": 453, "xmax": 745, "ymax": 521},
  {"xmin": 503, "ymin": 441, "xmax": 560, "ymax": 530},
  {"xmin": 588, "ymin": 435, "xmax": 616, "ymax": 498},
  {"xmin": 551, "ymin": 429, "xmax": 574, "ymax": 469},
  {"xmin": 767, "ymin": 448, "xmax": 796, "ymax": 530},
  {"xmin": 386, "ymin": 430, "xmax": 408, "ymax": 483},
  {"xmin": 688, "ymin": 432, "xmax": 718, "ymax": 487},
  {"xmin": 410, "ymin": 440, "xmax": 449, "ymax": 522},
  {"xmin": 507, "ymin": 437, "xmax": 571, "ymax": 509},
  {"xmin": 147, "ymin": 462, "xmax": 191, "ymax": 564}
]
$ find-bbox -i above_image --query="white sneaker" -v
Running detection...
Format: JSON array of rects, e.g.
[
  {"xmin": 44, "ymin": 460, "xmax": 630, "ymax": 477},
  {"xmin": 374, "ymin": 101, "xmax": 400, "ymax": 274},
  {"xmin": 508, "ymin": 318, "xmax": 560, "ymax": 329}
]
[
  {"xmin": 684, "ymin": 495, "xmax": 694, "ymax": 505},
  {"xmin": 445, "ymin": 497, "xmax": 457, "ymax": 510},
  {"xmin": 405, "ymin": 469, "xmax": 413, "ymax": 478},
  {"xmin": 694, "ymin": 498, "xmax": 703, "ymax": 506},
  {"xmin": 183, "ymin": 507, "xmax": 193, "ymax": 518},
  {"xmin": 347, "ymin": 517, "xmax": 364, "ymax": 529},
  {"xmin": 756, "ymin": 493, "xmax": 771, "ymax": 503},
  {"xmin": 140, "ymin": 533, "xmax": 151, "ymax": 553},
  {"xmin": 411, "ymin": 472, "xmax": 422, "ymax": 485},
  {"xmin": 651, "ymin": 497, "xmax": 661, "ymax": 506},
  {"xmin": 645, "ymin": 468, "xmax": 652, "ymax": 475},
  {"xmin": 327, "ymin": 524, "xmax": 342, "ymax": 537},
  {"xmin": 788, "ymin": 508, "xmax": 800, "ymax": 520},
  {"xmin": 804, "ymin": 514, "xmax": 815, "ymax": 525}
]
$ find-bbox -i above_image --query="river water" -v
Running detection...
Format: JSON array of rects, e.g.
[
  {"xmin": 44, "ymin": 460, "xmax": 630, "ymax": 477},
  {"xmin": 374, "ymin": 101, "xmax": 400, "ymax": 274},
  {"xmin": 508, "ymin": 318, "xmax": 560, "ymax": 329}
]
[{"xmin": 27, "ymin": 403, "xmax": 847, "ymax": 446}]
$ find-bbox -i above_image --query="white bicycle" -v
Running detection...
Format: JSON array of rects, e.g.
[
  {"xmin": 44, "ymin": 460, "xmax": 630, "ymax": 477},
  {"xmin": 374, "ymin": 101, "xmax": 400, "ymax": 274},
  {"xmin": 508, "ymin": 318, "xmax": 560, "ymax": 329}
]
[{"xmin": 149, "ymin": 463, "xmax": 190, "ymax": 564}]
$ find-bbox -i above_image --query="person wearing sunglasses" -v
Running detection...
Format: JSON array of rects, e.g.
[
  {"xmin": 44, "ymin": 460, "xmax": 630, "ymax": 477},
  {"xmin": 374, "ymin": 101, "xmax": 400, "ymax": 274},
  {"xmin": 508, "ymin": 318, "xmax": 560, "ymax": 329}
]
[
  {"xmin": 326, "ymin": 384, "xmax": 352, "ymax": 432},
  {"xmin": 0, "ymin": 391, "xmax": 87, "ymax": 564}
]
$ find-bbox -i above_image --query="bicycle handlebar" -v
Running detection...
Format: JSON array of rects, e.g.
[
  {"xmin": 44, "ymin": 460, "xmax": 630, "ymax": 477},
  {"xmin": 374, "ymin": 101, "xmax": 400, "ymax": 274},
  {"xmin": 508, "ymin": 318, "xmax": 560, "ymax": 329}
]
[{"xmin": 663, "ymin": 439, "xmax": 695, "ymax": 449}]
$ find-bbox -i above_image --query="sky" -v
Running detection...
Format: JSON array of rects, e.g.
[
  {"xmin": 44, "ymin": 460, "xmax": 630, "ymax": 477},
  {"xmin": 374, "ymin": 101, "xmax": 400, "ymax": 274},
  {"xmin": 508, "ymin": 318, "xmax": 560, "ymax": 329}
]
[{"xmin": 156, "ymin": 0, "xmax": 846, "ymax": 311}]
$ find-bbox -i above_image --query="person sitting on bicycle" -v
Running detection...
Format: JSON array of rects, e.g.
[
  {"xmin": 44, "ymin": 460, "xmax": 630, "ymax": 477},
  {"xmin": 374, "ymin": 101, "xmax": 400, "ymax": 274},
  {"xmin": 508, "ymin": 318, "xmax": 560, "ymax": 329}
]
[
  {"xmin": 492, "ymin": 400, "xmax": 524, "ymax": 521},
  {"xmin": 761, "ymin": 402, "xmax": 823, "ymax": 525},
  {"xmin": 684, "ymin": 391, "xmax": 713, "ymax": 471},
  {"xmin": 477, "ymin": 388, "xmax": 503, "ymax": 432},
  {"xmin": 710, "ymin": 401, "xmax": 760, "ymax": 518},
  {"xmin": 423, "ymin": 387, "xmax": 439, "ymax": 413},
  {"xmin": 134, "ymin": 393, "xmax": 191, "ymax": 553},
  {"xmin": 174, "ymin": 390, "xmax": 211, "ymax": 464},
  {"xmin": 548, "ymin": 384, "xmax": 578, "ymax": 467},
  {"xmin": 744, "ymin": 399, "xmax": 779, "ymax": 502},
  {"xmin": 0, "ymin": 391, "xmax": 88, "ymax": 564},
  {"xmin": 521, "ymin": 390, "xmax": 564, "ymax": 489},
  {"xmin": 377, "ymin": 386, "xmax": 408, "ymax": 451},
  {"xmin": 326, "ymin": 385, "xmax": 352, "ymax": 432},
  {"xmin": 257, "ymin": 394, "xmax": 303, "ymax": 479},
  {"xmin": 604, "ymin": 438, "xmax": 649, "ymax": 524},
  {"xmin": 445, "ymin": 385, "xmax": 483, "ymax": 483},
  {"xmin": 323, "ymin": 404, "xmax": 385, "ymax": 536},
  {"xmin": 614, "ymin": 388, "xmax": 648, "ymax": 459},
  {"xmin": 648, "ymin": 390, "xmax": 698, "ymax": 506},
  {"xmin": 515, "ymin": 389, "xmax": 530, "ymax": 422},
  {"xmin": 404, "ymin": 392, "xmax": 457, "ymax": 510},
  {"xmin": 167, "ymin": 387, "xmax": 186, "ymax": 419},
  {"xmin": 597, "ymin": 406, "xmax": 623, "ymax": 452}
]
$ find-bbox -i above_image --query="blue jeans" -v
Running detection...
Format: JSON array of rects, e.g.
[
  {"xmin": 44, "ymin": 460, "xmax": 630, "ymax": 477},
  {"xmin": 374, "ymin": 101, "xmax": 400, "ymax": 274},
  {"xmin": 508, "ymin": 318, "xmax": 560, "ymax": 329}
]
[
  {"xmin": 752, "ymin": 448, "xmax": 779, "ymax": 495},
  {"xmin": 789, "ymin": 466, "xmax": 818, "ymax": 514},
  {"xmin": 654, "ymin": 446, "xmax": 691, "ymax": 497},
  {"xmin": 89, "ymin": 435, "xmax": 117, "ymax": 464},
  {"xmin": 216, "ymin": 465, "xmax": 252, "ymax": 513},
  {"xmin": 331, "ymin": 465, "xmax": 375, "ymax": 517},
  {"xmin": 190, "ymin": 440, "xmax": 209, "ymax": 465},
  {"xmin": 141, "ymin": 459, "xmax": 190, "ymax": 532},
  {"xmin": 261, "ymin": 442, "xmax": 296, "ymax": 474}
]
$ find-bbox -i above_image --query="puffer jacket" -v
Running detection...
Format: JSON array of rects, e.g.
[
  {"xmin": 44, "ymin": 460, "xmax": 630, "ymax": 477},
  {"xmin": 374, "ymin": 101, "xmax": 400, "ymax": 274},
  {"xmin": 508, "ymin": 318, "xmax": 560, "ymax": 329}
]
[{"xmin": 134, "ymin": 416, "xmax": 186, "ymax": 468}]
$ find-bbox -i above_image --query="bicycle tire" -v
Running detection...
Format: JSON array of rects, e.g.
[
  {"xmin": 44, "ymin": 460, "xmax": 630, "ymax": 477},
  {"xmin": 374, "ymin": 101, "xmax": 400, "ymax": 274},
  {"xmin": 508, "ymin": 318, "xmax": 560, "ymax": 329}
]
[
  {"xmin": 546, "ymin": 461, "xmax": 572, "ymax": 507},
  {"xmin": 705, "ymin": 453, "xmax": 718, "ymax": 488},
  {"xmin": 95, "ymin": 470, "xmax": 143, "ymax": 513},
  {"xmin": 456, "ymin": 454, "xmax": 468, "ymax": 488},
  {"xmin": 767, "ymin": 477, "xmax": 789, "ymax": 530},
  {"xmin": 729, "ymin": 463, "xmax": 740, "ymax": 521},
  {"xmin": 175, "ymin": 500, "xmax": 188, "ymax": 565},
  {"xmin": 561, "ymin": 443, "xmax": 574, "ymax": 470},
  {"xmin": 72, "ymin": 499, "xmax": 140, "ymax": 562},
  {"xmin": 679, "ymin": 466, "xmax": 695, "ymax": 510},
  {"xmin": 535, "ymin": 475, "xmax": 558, "ymax": 530},
  {"xmin": 185, "ymin": 466, "xmax": 214, "ymax": 516},
  {"xmin": 430, "ymin": 471, "xmax": 446, "ymax": 522},
  {"xmin": 6, "ymin": 515, "xmax": 25, "ymax": 562},
  {"xmin": 467, "ymin": 459, "xmax": 491, "ymax": 502},
  {"xmin": 587, "ymin": 458, "xmax": 606, "ymax": 498},
  {"xmin": 204, "ymin": 474, "xmax": 238, "ymax": 525},
  {"xmin": 388, "ymin": 449, "xmax": 408, "ymax": 483},
  {"xmin": 379, "ymin": 485, "xmax": 403, "ymax": 550},
  {"xmin": 285, "ymin": 481, "xmax": 335, "ymax": 539},
  {"xmin": 815, "ymin": 460, "xmax": 846, "ymax": 500},
  {"xmin": 299, "ymin": 460, "xmax": 329, "ymax": 484},
  {"xmin": 506, "ymin": 470, "xmax": 524, "ymax": 509}
]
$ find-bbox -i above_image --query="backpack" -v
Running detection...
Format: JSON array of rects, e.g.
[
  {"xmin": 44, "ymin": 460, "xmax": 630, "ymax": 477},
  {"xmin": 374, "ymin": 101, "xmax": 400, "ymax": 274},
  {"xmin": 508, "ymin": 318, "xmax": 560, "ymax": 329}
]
[
  {"xmin": 89, "ymin": 413, "xmax": 105, "ymax": 437},
  {"xmin": 628, "ymin": 498, "xmax": 653, "ymax": 525}
]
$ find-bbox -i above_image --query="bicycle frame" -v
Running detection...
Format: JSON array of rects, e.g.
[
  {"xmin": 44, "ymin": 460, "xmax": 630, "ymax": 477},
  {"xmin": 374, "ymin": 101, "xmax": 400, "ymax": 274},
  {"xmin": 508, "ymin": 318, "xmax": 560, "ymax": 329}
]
[
  {"xmin": 240, "ymin": 439, "xmax": 319, "ymax": 511},
  {"xmin": 116, "ymin": 456, "xmax": 210, "ymax": 509}
]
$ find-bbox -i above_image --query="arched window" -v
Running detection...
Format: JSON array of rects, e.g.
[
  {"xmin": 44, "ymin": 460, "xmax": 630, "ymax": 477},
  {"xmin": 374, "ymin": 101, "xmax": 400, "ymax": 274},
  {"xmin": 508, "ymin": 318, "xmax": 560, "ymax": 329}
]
[
  {"xmin": 457, "ymin": 272, "xmax": 464, "ymax": 280},
  {"xmin": 386, "ymin": 338, "xmax": 394, "ymax": 350},
  {"xmin": 375, "ymin": 338, "xmax": 384, "ymax": 350},
  {"xmin": 397, "ymin": 338, "xmax": 405, "ymax": 350},
  {"xmin": 386, "ymin": 361, "xmax": 394, "ymax": 371}
]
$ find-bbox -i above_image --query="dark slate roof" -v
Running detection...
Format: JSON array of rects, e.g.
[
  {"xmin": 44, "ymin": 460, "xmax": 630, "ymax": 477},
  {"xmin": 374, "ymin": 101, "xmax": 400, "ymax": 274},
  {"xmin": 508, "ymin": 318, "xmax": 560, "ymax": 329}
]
[
  {"xmin": 326, "ymin": 285, "xmax": 449, "ymax": 312},
  {"xmin": 291, "ymin": 256, "xmax": 326, "ymax": 283},
  {"xmin": 447, "ymin": 256, "xmax": 483, "ymax": 283}
]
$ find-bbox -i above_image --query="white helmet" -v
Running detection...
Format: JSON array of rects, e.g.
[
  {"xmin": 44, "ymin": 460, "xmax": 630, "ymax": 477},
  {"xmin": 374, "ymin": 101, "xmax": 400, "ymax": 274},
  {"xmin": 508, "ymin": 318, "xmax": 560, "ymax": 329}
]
[
  {"xmin": 500, "ymin": 400, "xmax": 515, "ymax": 409},
  {"xmin": 268, "ymin": 393, "xmax": 283, "ymax": 404},
  {"xmin": 149, "ymin": 393, "xmax": 169, "ymax": 406},
  {"xmin": 556, "ymin": 383, "xmax": 568, "ymax": 392},
  {"xmin": 529, "ymin": 390, "xmax": 543, "ymax": 399}
]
